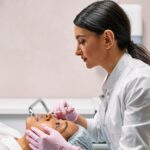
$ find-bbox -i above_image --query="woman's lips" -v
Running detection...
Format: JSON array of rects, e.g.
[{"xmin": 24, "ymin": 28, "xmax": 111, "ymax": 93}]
[
  {"xmin": 84, "ymin": 58, "xmax": 87, "ymax": 62},
  {"xmin": 82, "ymin": 57, "xmax": 87, "ymax": 62}
]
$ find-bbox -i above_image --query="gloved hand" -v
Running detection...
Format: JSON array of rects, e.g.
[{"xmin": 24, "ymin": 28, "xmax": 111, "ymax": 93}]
[
  {"xmin": 52, "ymin": 100, "xmax": 78, "ymax": 122},
  {"xmin": 26, "ymin": 124, "xmax": 81, "ymax": 150}
]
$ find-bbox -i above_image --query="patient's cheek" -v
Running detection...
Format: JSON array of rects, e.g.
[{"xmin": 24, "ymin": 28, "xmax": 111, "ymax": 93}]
[
  {"xmin": 26, "ymin": 120, "xmax": 31, "ymax": 129},
  {"xmin": 26, "ymin": 117, "xmax": 40, "ymax": 130}
]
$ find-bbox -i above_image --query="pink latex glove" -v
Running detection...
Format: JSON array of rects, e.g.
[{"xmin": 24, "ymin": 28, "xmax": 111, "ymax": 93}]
[
  {"xmin": 52, "ymin": 100, "xmax": 78, "ymax": 122},
  {"xmin": 26, "ymin": 124, "xmax": 81, "ymax": 150}
]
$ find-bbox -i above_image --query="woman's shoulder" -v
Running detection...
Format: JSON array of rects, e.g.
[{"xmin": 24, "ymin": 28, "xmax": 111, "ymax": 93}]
[
  {"xmin": 120, "ymin": 60, "xmax": 150, "ymax": 105},
  {"xmin": 119, "ymin": 57, "xmax": 150, "ymax": 96},
  {"xmin": 126, "ymin": 56, "xmax": 150, "ymax": 79}
]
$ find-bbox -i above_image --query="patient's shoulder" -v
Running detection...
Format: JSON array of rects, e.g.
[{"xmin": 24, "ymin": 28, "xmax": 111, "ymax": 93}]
[
  {"xmin": 0, "ymin": 122, "xmax": 22, "ymax": 139},
  {"xmin": 0, "ymin": 142, "xmax": 8, "ymax": 150}
]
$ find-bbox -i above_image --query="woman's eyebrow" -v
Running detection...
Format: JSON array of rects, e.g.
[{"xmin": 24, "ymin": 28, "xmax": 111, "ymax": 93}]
[{"xmin": 75, "ymin": 35, "xmax": 86, "ymax": 39}]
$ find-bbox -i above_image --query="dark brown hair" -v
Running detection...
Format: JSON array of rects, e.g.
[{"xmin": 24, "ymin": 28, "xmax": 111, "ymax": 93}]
[{"xmin": 74, "ymin": 1, "xmax": 150, "ymax": 65}]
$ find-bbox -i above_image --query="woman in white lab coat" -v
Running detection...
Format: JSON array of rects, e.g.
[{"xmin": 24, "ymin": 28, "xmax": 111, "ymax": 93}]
[{"xmin": 26, "ymin": 1, "xmax": 150, "ymax": 150}]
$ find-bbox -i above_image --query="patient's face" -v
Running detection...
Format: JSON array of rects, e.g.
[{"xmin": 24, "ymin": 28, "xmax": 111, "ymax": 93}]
[{"xmin": 26, "ymin": 113, "xmax": 78, "ymax": 140}]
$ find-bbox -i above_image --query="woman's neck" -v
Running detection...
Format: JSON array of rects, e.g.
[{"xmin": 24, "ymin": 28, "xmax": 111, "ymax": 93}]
[
  {"xmin": 17, "ymin": 135, "xmax": 31, "ymax": 150},
  {"xmin": 103, "ymin": 49, "xmax": 125, "ymax": 74}
]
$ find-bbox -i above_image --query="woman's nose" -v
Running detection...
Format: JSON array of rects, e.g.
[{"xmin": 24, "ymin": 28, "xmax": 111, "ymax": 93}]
[{"xmin": 75, "ymin": 46, "xmax": 82, "ymax": 56}]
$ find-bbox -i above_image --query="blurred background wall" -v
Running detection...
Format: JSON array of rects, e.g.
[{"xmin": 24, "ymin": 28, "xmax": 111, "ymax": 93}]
[
  {"xmin": 0, "ymin": 0, "xmax": 149, "ymax": 98},
  {"xmin": 124, "ymin": 0, "xmax": 150, "ymax": 51}
]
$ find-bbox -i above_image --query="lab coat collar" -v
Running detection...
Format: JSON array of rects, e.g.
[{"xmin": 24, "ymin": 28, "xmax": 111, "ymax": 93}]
[{"xmin": 102, "ymin": 52, "xmax": 131, "ymax": 95}]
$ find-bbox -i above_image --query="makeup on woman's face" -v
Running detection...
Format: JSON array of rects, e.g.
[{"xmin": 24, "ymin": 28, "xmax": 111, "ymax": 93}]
[{"xmin": 74, "ymin": 26, "xmax": 107, "ymax": 68}]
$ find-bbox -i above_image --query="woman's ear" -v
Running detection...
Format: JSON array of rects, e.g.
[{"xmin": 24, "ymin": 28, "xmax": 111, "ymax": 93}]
[{"xmin": 103, "ymin": 30, "xmax": 115, "ymax": 49}]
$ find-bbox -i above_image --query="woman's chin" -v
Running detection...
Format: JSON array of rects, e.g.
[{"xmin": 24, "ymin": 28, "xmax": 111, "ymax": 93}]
[{"xmin": 86, "ymin": 63, "xmax": 94, "ymax": 69}]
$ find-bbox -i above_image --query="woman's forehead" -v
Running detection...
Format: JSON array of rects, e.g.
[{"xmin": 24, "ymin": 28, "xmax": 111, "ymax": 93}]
[{"xmin": 74, "ymin": 26, "xmax": 95, "ymax": 38}]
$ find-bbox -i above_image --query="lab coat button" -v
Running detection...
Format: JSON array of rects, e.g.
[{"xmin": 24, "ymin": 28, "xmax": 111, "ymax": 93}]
[
  {"xmin": 100, "ymin": 94, "xmax": 105, "ymax": 99},
  {"xmin": 107, "ymin": 92, "xmax": 110, "ymax": 96},
  {"xmin": 101, "ymin": 94, "xmax": 105, "ymax": 98}
]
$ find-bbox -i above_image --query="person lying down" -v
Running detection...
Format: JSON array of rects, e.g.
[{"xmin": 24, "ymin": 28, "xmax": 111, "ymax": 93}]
[{"xmin": 0, "ymin": 113, "xmax": 93, "ymax": 150}]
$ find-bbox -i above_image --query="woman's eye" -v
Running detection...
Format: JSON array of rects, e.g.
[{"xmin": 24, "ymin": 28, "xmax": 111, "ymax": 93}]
[{"xmin": 79, "ymin": 39, "xmax": 85, "ymax": 45}]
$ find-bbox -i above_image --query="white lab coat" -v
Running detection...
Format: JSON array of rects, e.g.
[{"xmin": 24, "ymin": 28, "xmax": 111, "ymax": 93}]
[
  {"xmin": 87, "ymin": 53, "xmax": 150, "ymax": 150},
  {"xmin": 0, "ymin": 123, "xmax": 22, "ymax": 150}
]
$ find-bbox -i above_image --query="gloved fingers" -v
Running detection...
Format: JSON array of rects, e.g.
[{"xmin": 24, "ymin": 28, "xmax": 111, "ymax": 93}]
[
  {"xmin": 59, "ymin": 100, "xmax": 67, "ymax": 115},
  {"xmin": 52, "ymin": 100, "xmax": 74, "ymax": 120},
  {"xmin": 52, "ymin": 113, "xmax": 58, "ymax": 119},
  {"xmin": 66, "ymin": 106, "xmax": 74, "ymax": 112},
  {"xmin": 54, "ymin": 112, "xmax": 65, "ymax": 120},
  {"xmin": 26, "ymin": 130, "xmax": 40, "ymax": 141},
  {"xmin": 41, "ymin": 124, "xmax": 56, "ymax": 134},
  {"xmin": 52, "ymin": 101, "xmax": 64, "ymax": 114},
  {"xmin": 26, "ymin": 135, "xmax": 39, "ymax": 148},
  {"xmin": 52, "ymin": 102, "xmax": 59, "ymax": 113},
  {"xmin": 52, "ymin": 101, "xmax": 67, "ymax": 119},
  {"xmin": 29, "ymin": 143, "xmax": 39, "ymax": 150},
  {"xmin": 31, "ymin": 127, "xmax": 46, "ymax": 137}
]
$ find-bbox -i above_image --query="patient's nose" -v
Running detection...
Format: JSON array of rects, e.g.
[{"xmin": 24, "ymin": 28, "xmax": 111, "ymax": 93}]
[{"xmin": 45, "ymin": 113, "xmax": 52, "ymax": 120}]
